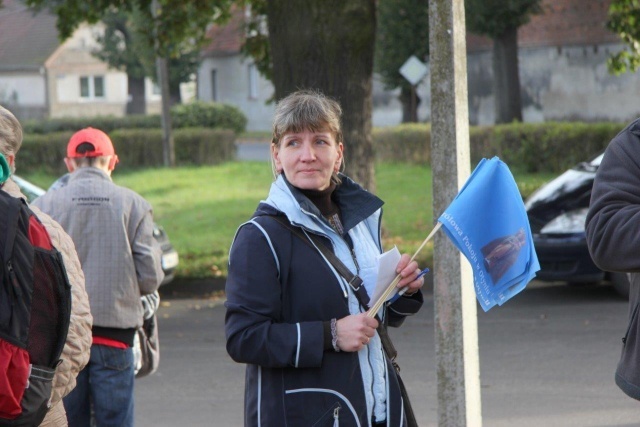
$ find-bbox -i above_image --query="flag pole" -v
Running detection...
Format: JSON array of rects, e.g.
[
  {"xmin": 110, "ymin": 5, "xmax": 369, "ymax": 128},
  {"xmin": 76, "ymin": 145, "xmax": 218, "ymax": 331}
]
[{"xmin": 367, "ymin": 222, "xmax": 443, "ymax": 317}]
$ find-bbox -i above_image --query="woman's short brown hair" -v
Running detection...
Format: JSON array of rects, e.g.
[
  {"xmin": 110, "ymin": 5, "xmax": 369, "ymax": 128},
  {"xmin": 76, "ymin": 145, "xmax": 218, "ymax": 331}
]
[{"xmin": 271, "ymin": 90, "xmax": 343, "ymax": 147}]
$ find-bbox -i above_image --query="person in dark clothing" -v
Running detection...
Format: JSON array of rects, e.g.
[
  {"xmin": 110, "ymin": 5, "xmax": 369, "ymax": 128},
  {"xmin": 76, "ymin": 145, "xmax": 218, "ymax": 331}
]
[
  {"xmin": 586, "ymin": 118, "xmax": 640, "ymax": 401},
  {"xmin": 224, "ymin": 90, "xmax": 426, "ymax": 426}
]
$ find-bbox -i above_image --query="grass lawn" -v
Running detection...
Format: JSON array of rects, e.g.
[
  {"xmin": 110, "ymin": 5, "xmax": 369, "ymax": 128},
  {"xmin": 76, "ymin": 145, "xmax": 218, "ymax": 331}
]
[{"xmin": 22, "ymin": 162, "xmax": 554, "ymax": 279}]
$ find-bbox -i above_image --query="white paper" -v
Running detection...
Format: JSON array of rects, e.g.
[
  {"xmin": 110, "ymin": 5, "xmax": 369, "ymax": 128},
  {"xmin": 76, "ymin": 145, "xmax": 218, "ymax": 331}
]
[{"xmin": 370, "ymin": 246, "xmax": 401, "ymax": 306}]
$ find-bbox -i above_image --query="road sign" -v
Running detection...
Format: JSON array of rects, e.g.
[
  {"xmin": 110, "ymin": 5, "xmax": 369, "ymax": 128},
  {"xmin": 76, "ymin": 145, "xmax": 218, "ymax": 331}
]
[{"xmin": 399, "ymin": 55, "xmax": 429, "ymax": 86}]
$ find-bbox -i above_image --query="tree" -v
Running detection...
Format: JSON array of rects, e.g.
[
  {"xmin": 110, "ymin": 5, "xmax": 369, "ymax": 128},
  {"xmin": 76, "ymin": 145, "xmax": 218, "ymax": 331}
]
[
  {"xmin": 26, "ymin": 0, "xmax": 233, "ymax": 165},
  {"xmin": 262, "ymin": 1, "xmax": 377, "ymax": 191},
  {"xmin": 25, "ymin": 0, "xmax": 233, "ymax": 53},
  {"xmin": 607, "ymin": 0, "xmax": 640, "ymax": 74},
  {"xmin": 375, "ymin": 0, "xmax": 429, "ymax": 123},
  {"xmin": 94, "ymin": 7, "xmax": 203, "ymax": 112},
  {"xmin": 465, "ymin": 0, "xmax": 542, "ymax": 124},
  {"xmin": 93, "ymin": 9, "xmax": 148, "ymax": 114}
]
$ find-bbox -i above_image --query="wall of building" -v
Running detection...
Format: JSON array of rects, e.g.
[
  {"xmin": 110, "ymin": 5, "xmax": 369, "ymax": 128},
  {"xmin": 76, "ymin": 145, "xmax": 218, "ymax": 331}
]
[
  {"xmin": 198, "ymin": 56, "xmax": 275, "ymax": 131},
  {"xmin": 0, "ymin": 72, "xmax": 48, "ymax": 120},
  {"xmin": 467, "ymin": 42, "xmax": 640, "ymax": 125}
]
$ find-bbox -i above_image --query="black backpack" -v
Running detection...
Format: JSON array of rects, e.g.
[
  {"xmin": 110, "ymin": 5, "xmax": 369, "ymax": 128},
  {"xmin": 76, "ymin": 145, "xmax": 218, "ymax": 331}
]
[{"xmin": 0, "ymin": 190, "xmax": 72, "ymax": 426}]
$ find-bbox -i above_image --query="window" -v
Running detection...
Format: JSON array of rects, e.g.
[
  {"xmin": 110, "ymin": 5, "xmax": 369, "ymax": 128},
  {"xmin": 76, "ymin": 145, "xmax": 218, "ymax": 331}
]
[
  {"xmin": 210, "ymin": 69, "xmax": 217, "ymax": 101},
  {"xmin": 94, "ymin": 76, "xmax": 104, "ymax": 98},
  {"xmin": 248, "ymin": 64, "xmax": 258, "ymax": 100},
  {"xmin": 80, "ymin": 77, "xmax": 90, "ymax": 98},
  {"xmin": 152, "ymin": 82, "xmax": 161, "ymax": 96},
  {"xmin": 79, "ymin": 76, "xmax": 106, "ymax": 100}
]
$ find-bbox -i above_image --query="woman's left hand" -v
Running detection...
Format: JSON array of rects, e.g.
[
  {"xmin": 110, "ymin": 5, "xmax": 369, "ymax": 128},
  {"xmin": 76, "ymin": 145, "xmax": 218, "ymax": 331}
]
[{"xmin": 395, "ymin": 254, "xmax": 425, "ymax": 296}]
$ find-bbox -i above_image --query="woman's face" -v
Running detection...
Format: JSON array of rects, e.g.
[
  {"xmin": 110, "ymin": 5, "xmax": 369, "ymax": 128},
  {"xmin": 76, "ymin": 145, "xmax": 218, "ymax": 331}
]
[{"xmin": 272, "ymin": 129, "xmax": 343, "ymax": 191}]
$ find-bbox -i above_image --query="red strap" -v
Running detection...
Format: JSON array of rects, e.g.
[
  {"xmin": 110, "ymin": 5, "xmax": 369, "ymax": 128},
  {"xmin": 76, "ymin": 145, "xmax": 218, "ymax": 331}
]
[
  {"xmin": 92, "ymin": 337, "xmax": 129, "ymax": 349},
  {"xmin": 28, "ymin": 216, "xmax": 53, "ymax": 250}
]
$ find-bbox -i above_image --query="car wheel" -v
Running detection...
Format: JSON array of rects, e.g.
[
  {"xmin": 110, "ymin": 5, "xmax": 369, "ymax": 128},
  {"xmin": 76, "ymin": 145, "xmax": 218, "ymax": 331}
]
[{"xmin": 609, "ymin": 272, "xmax": 630, "ymax": 299}]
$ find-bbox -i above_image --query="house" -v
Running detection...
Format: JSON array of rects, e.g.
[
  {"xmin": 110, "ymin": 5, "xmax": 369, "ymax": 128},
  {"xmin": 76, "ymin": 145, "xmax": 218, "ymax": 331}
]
[
  {"xmin": 198, "ymin": 9, "xmax": 275, "ymax": 132},
  {"xmin": 0, "ymin": 0, "xmax": 160, "ymax": 121},
  {"xmin": 199, "ymin": 0, "xmax": 640, "ymax": 130},
  {"xmin": 465, "ymin": 0, "xmax": 637, "ymax": 125},
  {"xmin": 197, "ymin": 8, "xmax": 401, "ymax": 131}
]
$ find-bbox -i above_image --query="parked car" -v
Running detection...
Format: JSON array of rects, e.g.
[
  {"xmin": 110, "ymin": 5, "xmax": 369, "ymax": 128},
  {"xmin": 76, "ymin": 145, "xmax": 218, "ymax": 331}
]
[
  {"xmin": 11, "ymin": 175, "xmax": 179, "ymax": 286},
  {"xmin": 524, "ymin": 153, "xmax": 629, "ymax": 297}
]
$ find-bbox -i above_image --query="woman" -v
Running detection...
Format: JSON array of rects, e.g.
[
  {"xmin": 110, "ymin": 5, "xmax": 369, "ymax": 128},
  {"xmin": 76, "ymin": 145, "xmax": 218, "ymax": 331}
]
[{"xmin": 225, "ymin": 90, "xmax": 425, "ymax": 426}]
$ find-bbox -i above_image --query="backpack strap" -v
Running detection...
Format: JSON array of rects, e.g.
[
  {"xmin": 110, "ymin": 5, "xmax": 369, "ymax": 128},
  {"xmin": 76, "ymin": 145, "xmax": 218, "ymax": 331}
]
[{"xmin": 0, "ymin": 192, "xmax": 22, "ymax": 263}]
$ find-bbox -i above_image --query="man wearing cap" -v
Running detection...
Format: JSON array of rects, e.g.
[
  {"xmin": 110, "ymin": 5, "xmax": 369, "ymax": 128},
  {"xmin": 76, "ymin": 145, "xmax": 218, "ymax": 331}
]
[{"xmin": 33, "ymin": 127, "xmax": 164, "ymax": 427}]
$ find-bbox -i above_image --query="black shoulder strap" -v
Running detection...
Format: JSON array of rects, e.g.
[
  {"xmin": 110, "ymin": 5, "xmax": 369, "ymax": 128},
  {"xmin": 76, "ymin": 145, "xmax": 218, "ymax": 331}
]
[
  {"xmin": 0, "ymin": 191, "xmax": 22, "ymax": 262},
  {"xmin": 267, "ymin": 215, "xmax": 399, "ymax": 362},
  {"xmin": 269, "ymin": 215, "xmax": 371, "ymax": 307}
]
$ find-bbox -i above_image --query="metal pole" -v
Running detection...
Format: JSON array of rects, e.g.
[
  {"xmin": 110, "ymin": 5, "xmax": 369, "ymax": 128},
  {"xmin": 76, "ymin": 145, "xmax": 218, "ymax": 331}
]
[
  {"xmin": 411, "ymin": 84, "xmax": 417, "ymax": 122},
  {"xmin": 429, "ymin": 0, "xmax": 482, "ymax": 425}
]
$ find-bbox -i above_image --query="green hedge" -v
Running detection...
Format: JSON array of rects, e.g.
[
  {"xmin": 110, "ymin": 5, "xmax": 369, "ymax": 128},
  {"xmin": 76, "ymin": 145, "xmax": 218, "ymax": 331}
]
[
  {"xmin": 18, "ymin": 128, "xmax": 236, "ymax": 175},
  {"xmin": 170, "ymin": 102, "xmax": 247, "ymax": 134},
  {"xmin": 22, "ymin": 102, "xmax": 247, "ymax": 135},
  {"xmin": 373, "ymin": 121, "xmax": 626, "ymax": 173}
]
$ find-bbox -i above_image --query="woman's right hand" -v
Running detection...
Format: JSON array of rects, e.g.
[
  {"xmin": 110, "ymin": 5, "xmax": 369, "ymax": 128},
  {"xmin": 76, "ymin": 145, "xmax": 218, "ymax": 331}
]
[{"xmin": 336, "ymin": 313, "xmax": 378, "ymax": 352}]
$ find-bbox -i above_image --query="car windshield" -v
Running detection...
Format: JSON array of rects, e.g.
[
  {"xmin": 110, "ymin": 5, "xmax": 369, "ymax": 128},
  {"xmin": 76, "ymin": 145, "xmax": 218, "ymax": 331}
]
[{"xmin": 573, "ymin": 153, "xmax": 604, "ymax": 173}]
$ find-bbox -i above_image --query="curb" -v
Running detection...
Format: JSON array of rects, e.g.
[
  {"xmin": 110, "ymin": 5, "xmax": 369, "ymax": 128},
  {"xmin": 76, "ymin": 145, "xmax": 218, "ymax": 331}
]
[{"xmin": 159, "ymin": 277, "xmax": 226, "ymax": 299}]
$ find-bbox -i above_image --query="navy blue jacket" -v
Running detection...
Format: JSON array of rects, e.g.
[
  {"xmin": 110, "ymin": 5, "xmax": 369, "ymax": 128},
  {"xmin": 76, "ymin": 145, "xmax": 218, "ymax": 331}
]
[{"xmin": 225, "ymin": 176, "xmax": 423, "ymax": 426}]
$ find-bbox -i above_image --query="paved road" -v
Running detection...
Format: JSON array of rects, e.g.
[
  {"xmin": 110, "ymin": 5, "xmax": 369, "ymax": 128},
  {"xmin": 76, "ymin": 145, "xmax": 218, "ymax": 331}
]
[{"xmin": 135, "ymin": 280, "xmax": 640, "ymax": 426}]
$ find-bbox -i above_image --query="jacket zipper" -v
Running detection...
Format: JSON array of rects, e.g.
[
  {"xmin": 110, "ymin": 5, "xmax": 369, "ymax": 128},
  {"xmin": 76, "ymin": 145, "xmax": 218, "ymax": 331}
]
[
  {"xmin": 333, "ymin": 406, "xmax": 340, "ymax": 426},
  {"xmin": 298, "ymin": 210, "xmax": 381, "ymax": 423}
]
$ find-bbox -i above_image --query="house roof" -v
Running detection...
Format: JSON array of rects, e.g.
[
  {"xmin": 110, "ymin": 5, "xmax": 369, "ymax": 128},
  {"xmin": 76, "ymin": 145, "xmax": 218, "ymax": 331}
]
[
  {"xmin": 0, "ymin": 0, "xmax": 60, "ymax": 71},
  {"xmin": 201, "ymin": 7, "xmax": 245, "ymax": 58},
  {"xmin": 467, "ymin": 0, "xmax": 618, "ymax": 52}
]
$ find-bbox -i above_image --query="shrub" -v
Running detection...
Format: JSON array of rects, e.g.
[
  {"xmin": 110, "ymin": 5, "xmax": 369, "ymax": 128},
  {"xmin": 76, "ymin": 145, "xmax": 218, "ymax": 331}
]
[
  {"xmin": 17, "ymin": 128, "xmax": 236, "ymax": 175},
  {"xmin": 373, "ymin": 123, "xmax": 431, "ymax": 163},
  {"xmin": 374, "ymin": 121, "xmax": 626, "ymax": 173},
  {"xmin": 21, "ymin": 101, "xmax": 248, "ymax": 135},
  {"xmin": 22, "ymin": 115, "xmax": 160, "ymax": 135},
  {"xmin": 170, "ymin": 102, "xmax": 247, "ymax": 134}
]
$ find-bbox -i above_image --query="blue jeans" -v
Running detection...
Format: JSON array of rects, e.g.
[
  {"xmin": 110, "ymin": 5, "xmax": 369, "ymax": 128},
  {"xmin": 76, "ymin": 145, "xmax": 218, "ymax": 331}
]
[{"xmin": 63, "ymin": 345, "xmax": 135, "ymax": 427}]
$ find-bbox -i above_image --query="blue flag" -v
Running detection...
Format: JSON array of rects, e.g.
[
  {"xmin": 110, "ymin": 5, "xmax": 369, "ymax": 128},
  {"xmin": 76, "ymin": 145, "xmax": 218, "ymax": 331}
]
[{"xmin": 438, "ymin": 157, "xmax": 540, "ymax": 311}]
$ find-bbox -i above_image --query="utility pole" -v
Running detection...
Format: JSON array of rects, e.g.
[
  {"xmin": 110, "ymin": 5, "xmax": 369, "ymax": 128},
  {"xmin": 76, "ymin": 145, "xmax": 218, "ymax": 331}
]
[
  {"xmin": 429, "ymin": 0, "xmax": 482, "ymax": 426},
  {"xmin": 152, "ymin": 0, "xmax": 175, "ymax": 167}
]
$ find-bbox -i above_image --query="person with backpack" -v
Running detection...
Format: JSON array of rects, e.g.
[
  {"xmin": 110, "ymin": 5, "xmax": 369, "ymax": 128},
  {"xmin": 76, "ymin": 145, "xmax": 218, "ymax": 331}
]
[
  {"xmin": 33, "ymin": 127, "xmax": 164, "ymax": 427},
  {"xmin": 0, "ymin": 105, "xmax": 93, "ymax": 426}
]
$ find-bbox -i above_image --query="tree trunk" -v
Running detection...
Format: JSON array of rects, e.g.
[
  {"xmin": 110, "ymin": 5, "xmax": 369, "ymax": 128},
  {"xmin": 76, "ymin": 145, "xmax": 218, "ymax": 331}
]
[
  {"xmin": 266, "ymin": 0, "xmax": 376, "ymax": 192},
  {"xmin": 400, "ymin": 84, "xmax": 421, "ymax": 123},
  {"xmin": 492, "ymin": 26, "xmax": 522, "ymax": 124},
  {"xmin": 126, "ymin": 75, "xmax": 146, "ymax": 115},
  {"xmin": 169, "ymin": 81, "xmax": 181, "ymax": 106}
]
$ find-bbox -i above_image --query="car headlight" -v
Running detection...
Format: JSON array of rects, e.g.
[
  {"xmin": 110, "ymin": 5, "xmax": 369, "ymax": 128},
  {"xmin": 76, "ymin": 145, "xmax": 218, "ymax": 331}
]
[
  {"xmin": 161, "ymin": 250, "xmax": 179, "ymax": 270},
  {"xmin": 540, "ymin": 207, "xmax": 588, "ymax": 234}
]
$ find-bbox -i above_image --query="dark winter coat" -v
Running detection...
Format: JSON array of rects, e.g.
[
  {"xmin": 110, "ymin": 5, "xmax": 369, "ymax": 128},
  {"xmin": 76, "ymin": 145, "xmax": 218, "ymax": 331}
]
[
  {"xmin": 225, "ymin": 175, "xmax": 423, "ymax": 426},
  {"xmin": 586, "ymin": 118, "xmax": 640, "ymax": 400}
]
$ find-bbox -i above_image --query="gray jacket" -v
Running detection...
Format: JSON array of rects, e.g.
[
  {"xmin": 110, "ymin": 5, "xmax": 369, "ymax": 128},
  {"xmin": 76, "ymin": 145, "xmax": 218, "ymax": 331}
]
[
  {"xmin": 586, "ymin": 118, "xmax": 640, "ymax": 400},
  {"xmin": 33, "ymin": 167, "xmax": 164, "ymax": 330}
]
